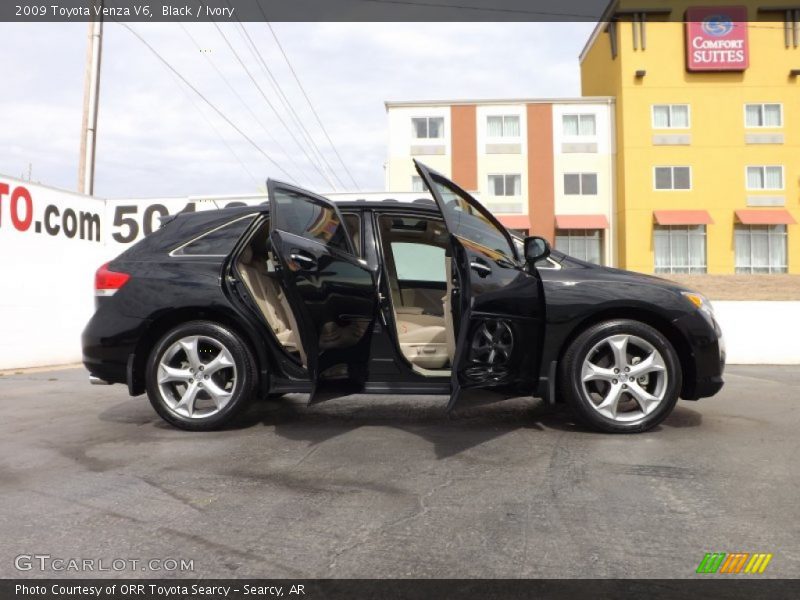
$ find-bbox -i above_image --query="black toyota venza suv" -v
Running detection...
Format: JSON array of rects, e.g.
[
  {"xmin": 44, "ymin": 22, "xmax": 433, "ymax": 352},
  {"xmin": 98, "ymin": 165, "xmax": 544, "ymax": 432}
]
[{"xmin": 83, "ymin": 161, "xmax": 724, "ymax": 433}]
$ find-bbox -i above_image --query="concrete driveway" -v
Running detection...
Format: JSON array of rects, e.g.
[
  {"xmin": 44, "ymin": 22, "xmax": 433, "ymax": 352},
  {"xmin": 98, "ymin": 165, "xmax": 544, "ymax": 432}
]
[{"xmin": 0, "ymin": 365, "xmax": 797, "ymax": 578}]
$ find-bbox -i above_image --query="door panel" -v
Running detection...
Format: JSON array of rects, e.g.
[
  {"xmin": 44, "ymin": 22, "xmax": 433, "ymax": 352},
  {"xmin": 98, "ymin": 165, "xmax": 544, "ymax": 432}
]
[
  {"xmin": 398, "ymin": 281, "xmax": 447, "ymax": 316},
  {"xmin": 413, "ymin": 161, "xmax": 545, "ymax": 410},
  {"xmin": 268, "ymin": 181, "xmax": 377, "ymax": 401}
]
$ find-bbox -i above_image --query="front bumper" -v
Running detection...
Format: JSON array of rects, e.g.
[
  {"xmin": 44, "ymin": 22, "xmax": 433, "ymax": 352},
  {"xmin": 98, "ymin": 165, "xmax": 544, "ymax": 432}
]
[
  {"xmin": 691, "ymin": 375, "xmax": 725, "ymax": 399},
  {"xmin": 673, "ymin": 310, "xmax": 725, "ymax": 400}
]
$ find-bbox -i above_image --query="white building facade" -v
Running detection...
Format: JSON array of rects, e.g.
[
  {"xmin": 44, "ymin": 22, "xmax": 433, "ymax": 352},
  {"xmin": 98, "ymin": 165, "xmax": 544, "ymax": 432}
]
[{"xmin": 385, "ymin": 98, "xmax": 618, "ymax": 265}]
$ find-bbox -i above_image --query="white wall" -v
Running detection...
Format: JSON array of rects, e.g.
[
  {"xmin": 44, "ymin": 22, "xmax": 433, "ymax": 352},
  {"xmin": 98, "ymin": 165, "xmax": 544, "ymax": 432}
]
[
  {"xmin": 712, "ymin": 301, "xmax": 800, "ymax": 365},
  {"xmin": 0, "ymin": 176, "xmax": 265, "ymax": 370},
  {"xmin": 0, "ymin": 180, "xmax": 105, "ymax": 369}
]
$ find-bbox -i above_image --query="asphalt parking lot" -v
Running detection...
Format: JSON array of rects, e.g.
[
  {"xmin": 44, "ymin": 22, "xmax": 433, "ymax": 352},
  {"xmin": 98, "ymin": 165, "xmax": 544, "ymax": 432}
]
[{"xmin": 0, "ymin": 365, "xmax": 798, "ymax": 579}]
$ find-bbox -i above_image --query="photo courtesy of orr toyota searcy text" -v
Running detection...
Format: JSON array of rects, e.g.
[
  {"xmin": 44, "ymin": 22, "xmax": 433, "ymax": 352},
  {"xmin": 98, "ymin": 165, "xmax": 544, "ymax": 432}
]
[{"xmin": 15, "ymin": 584, "xmax": 303, "ymax": 596}]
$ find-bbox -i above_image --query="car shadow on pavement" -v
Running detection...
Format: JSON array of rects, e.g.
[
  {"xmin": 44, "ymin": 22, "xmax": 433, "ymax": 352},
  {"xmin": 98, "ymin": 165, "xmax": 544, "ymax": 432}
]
[
  {"xmin": 229, "ymin": 393, "xmax": 699, "ymax": 458},
  {"xmin": 218, "ymin": 392, "xmax": 555, "ymax": 459},
  {"xmin": 97, "ymin": 394, "xmax": 703, "ymax": 459}
]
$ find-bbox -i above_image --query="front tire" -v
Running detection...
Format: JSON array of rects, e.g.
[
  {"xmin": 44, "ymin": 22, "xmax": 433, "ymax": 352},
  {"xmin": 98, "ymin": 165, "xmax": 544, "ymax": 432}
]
[
  {"xmin": 559, "ymin": 319, "xmax": 682, "ymax": 433},
  {"xmin": 145, "ymin": 321, "xmax": 257, "ymax": 431}
]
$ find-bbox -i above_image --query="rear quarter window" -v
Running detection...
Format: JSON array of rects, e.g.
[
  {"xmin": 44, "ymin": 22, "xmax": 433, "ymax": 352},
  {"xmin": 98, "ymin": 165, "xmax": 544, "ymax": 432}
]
[{"xmin": 172, "ymin": 215, "xmax": 255, "ymax": 257}]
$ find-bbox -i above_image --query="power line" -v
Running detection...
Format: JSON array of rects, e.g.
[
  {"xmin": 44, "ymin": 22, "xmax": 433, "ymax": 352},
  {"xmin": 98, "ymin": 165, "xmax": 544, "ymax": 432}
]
[
  {"xmin": 212, "ymin": 21, "xmax": 337, "ymax": 189},
  {"xmin": 211, "ymin": 19, "xmax": 335, "ymax": 189},
  {"xmin": 356, "ymin": 0, "xmax": 599, "ymax": 19},
  {"xmin": 358, "ymin": 0, "xmax": 797, "ymax": 27},
  {"xmin": 261, "ymin": 14, "xmax": 361, "ymax": 190},
  {"xmin": 117, "ymin": 22, "xmax": 297, "ymax": 183},
  {"xmin": 179, "ymin": 22, "xmax": 312, "ymax": 185},
  {"xmin": 170, "ymin": 66, "xmax": 262, "ymax": 190},
  {"xmin": 234, "ymin": 19, "xmax": 347, "ymax": 191}
]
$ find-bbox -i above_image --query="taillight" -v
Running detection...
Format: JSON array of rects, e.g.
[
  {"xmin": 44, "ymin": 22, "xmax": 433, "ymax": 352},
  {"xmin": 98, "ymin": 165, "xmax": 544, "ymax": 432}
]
[{"xmin": 95, "ymin": 262, "xmax": 130, "ymax": 297}]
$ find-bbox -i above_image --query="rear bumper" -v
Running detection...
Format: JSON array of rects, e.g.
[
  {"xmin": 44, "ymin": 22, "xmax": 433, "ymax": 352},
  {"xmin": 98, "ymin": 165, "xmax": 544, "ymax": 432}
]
[{"xmin": 81, "ymin": 309, "xmax": 143, "ymax": 388}]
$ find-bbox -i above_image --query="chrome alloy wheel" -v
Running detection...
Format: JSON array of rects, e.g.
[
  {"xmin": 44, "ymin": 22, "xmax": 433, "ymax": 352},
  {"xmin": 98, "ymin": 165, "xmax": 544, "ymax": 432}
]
[
  {"xmin": 464, "ymin": 319, "xmax": 514, "ymax": 383},
  {"xmin": 580, "ymin": 334, "xmax": 668, "ymax": 422},
  {"xmin": 157, "ymin": 335, "xmax": 237, "ymax": 419}
]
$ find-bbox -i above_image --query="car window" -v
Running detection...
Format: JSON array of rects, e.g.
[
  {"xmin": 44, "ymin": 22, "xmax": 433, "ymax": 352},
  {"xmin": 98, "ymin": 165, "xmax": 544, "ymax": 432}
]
[
  {"xmin": 272, "ymin": 188, "xmax": 352, "ymax": 254},
  {"xmin": 342, "ymin": 212, "xmax": 361, "ymax": 257},
  {"xmin": 430, "ymin": 177, "xmax": 516, "ymax": 261},
  {"xmin": 391, "ymin": 242, "xmax": 446, "ymax": 282},
  {"xmin": 172, "ymin": 215, "xmax": 255, "ymax": 257}
]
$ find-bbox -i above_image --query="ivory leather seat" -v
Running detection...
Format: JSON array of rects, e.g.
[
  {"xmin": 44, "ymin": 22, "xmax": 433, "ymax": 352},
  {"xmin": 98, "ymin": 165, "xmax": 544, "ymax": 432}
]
[{"xmin": 394, "ymin": 307, "xmax": 449, "ymax": 369}]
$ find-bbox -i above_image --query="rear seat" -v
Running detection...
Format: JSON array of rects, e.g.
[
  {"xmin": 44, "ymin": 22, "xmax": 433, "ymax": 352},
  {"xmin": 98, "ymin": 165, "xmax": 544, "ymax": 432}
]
[{"xmin": 237, "ymin": 245, "xmax": 307, "ymax": 365}]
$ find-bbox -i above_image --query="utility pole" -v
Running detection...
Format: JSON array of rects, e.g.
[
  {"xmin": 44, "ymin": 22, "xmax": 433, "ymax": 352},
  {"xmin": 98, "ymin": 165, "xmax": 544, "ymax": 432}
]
[{"xmin": 78, "ymin": 0, "xmax": 104, "ymax": 196}]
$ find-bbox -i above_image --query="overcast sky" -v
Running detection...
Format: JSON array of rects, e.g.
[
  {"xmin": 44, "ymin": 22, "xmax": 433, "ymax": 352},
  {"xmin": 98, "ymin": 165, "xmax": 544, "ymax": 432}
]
[{"xmin": 0, "ymin": 21, "xmax": 595, "ymax": 198}]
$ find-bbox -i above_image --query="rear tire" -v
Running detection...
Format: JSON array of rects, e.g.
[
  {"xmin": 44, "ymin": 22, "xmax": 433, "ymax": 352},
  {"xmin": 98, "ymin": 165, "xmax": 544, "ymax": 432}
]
[
  {"xmin": 559, "ymin": 319, "xmax": 682, "ymax": 433},
  {"xmin": 145, "ymin": 320, "xmax": 257, "ymax": 431}
]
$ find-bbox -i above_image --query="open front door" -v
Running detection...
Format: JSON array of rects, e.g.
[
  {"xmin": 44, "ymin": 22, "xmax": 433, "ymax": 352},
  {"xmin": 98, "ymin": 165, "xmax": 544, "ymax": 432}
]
[
  {"xmin": 414, "ymin": 161, "xmax": 545, "ymax": 410},
  {"xmin": 267, "ymin": 180, "xmax": 377, "ymax": 402}
]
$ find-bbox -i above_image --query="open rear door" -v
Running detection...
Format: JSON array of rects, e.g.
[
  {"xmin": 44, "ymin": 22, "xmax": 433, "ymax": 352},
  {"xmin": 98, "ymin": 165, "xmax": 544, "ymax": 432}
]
[
  {"xmin": 267, "ymin": 180, "xmax": 377, "ymax": 402},
  {"xmin": 414, "ymin": 161, "xmax": 545, "ymax": 410}
]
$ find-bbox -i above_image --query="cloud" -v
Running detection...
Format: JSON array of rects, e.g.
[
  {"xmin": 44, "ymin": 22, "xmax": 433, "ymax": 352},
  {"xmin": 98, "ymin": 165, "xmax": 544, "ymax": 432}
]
[{"xmin": 0, "ymin": 21, "xmax": 595, "ymax": 198}]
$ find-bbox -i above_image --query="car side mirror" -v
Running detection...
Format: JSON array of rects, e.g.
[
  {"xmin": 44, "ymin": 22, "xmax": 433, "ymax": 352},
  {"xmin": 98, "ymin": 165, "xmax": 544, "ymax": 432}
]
[{"xmin": 524, "ymin": 236, "xmax": 551, "ymax": 263}]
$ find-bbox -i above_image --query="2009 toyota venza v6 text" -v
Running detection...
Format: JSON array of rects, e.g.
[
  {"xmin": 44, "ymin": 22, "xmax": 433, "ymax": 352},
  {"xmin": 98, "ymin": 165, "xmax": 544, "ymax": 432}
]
[{"xmin": 82, "ymin": 161, "xmax": 725, "ymax": 433}]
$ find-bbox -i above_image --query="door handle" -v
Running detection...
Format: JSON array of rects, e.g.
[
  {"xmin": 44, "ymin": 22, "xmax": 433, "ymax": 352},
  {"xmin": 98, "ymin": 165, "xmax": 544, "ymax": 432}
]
[
  {"xmin": 290, "ymin": 252, "xmax": 317, "ymax": 269},
  {"xmin": 469, "ymin": 261, "xmax": 492, "ymax": 277}
]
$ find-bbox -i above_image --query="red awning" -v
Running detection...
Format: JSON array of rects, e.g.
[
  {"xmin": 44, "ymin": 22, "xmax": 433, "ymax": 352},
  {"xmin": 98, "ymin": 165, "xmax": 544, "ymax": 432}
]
[
  {"xmin": 735, "ymin": 209, "xmax": 797, "ymax": 225},
  {"xmin": 496, "ymin": 215, "xmax": 532, "ymax": 230},
  {"xmin": 555, "ymin": 214, "xmax": 609, "ymax": 229},
  {"xmin": 653, "ymin": 210, "xmax": 714, "ymax": 225}
]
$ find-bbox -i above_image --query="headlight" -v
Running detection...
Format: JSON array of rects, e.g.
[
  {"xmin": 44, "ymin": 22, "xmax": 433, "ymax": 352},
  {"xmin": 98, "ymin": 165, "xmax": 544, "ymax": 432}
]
[{"xmin": 681, "ymin": 291, "xmax": 714, "ymax": 318}]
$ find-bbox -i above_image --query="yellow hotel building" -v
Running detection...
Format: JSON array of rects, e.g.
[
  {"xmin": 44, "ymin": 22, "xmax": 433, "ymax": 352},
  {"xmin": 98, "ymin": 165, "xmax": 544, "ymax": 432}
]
[{"xmin": 581, "ymin": 0, "xmax": 800, "ymax": 274}]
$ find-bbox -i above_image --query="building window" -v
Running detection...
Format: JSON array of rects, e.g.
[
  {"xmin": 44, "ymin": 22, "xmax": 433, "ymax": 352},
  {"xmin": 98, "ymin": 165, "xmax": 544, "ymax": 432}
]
[
  {"xmin": 652, "ymin": 104, "xmax": 690, "ymax": 129},
  {"xmin": 555, "ymin": 229, "xmax": 603, "ymax": 264},
  {"xmin": 487, "ymin": 115, "xmax": 520, "ymax": 138},
  {"xmin": 562, "ymin": 114, "xmax": 596, "ymax": 137},
  {"xmin": 411, "ymin": 176, "xmax": 426, "ymax": 193},
  {"xmin": 654, "ymin": 166, "xmax": 691, "ymax": 190},
  {"xmin": 654, "ymin": 225, "xmax": 707, "ymax": 273},
  {"xmin": 411, "ymin": 117, "xmax": 444, "ymax": 139},
  {"xmin": 746, "ymin": 166, "xmax": 783, "ymax": 191},
  {"xmin": 488, "ymin": 174, "xmax": 521, "ymax": 196},
  {"xmin": 735, "ymin": 225, "xmax": 788, "ymax": 273},
  {"xmin": 745, "ymin": 104, "xmax": 782, "ymax": 128},
  {"xmin": 564, "ymin": 173, "xmax": 598, "ymax": 196}
]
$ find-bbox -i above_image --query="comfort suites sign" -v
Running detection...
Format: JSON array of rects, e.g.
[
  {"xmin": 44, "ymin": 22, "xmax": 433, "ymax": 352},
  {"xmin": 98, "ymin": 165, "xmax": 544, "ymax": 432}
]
[{"xmin": 686, "ymin": 6, "xmax": 749, "ymax": 71}]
